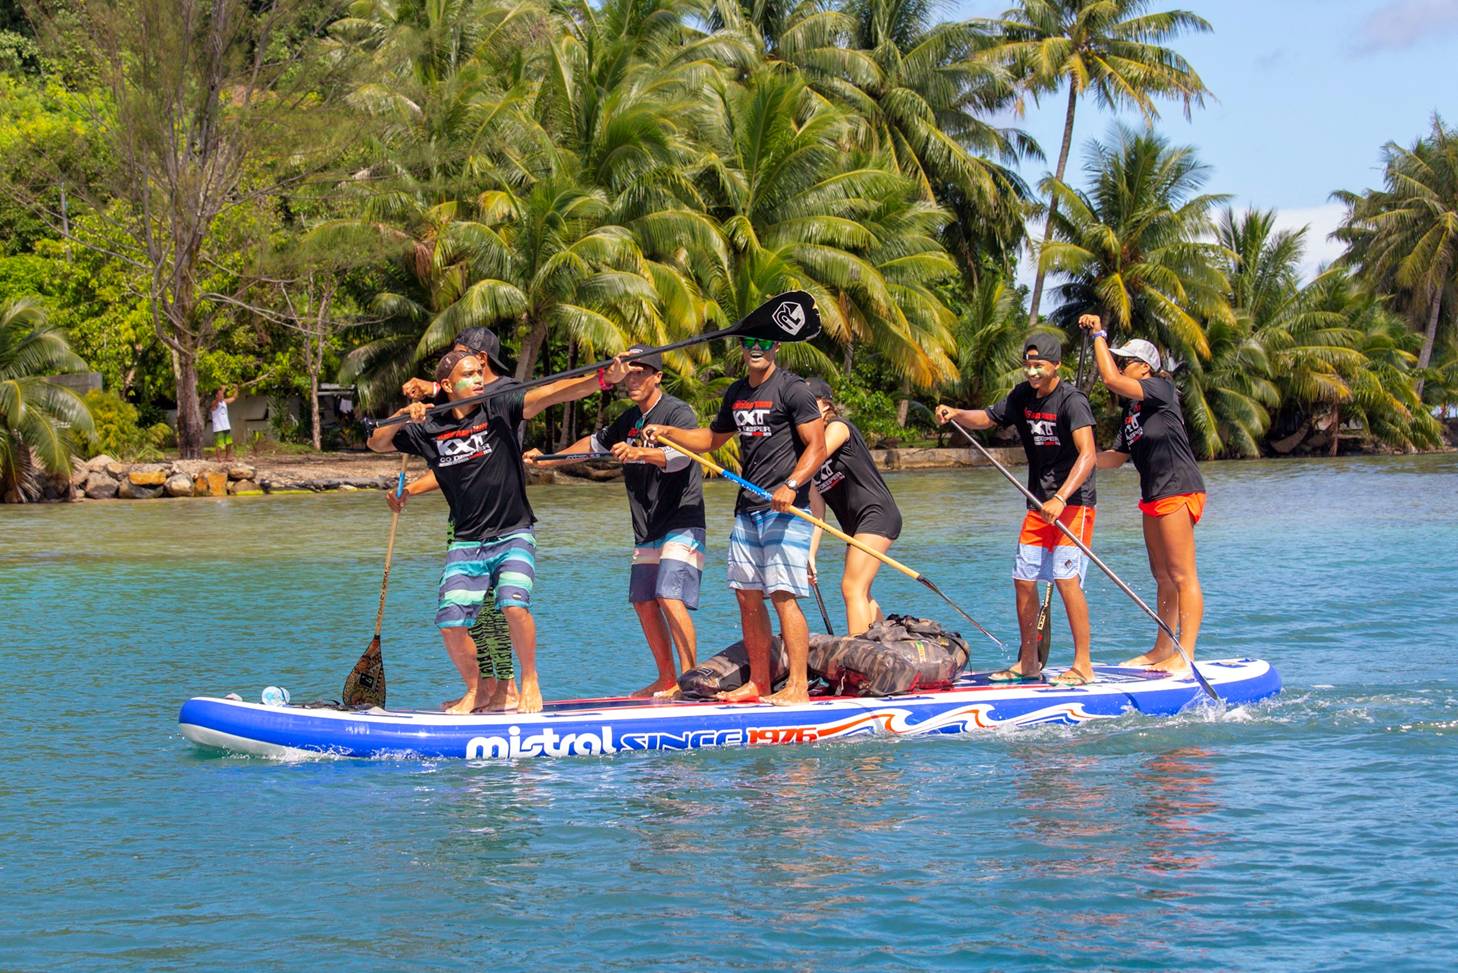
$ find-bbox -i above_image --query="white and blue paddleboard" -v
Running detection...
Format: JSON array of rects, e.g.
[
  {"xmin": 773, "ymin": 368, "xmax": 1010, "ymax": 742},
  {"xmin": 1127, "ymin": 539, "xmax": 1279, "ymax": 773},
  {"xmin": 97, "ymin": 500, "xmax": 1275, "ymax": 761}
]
[{"xmin": 178, "ymin": 658, "xmax": 1280, "ymax": 761}]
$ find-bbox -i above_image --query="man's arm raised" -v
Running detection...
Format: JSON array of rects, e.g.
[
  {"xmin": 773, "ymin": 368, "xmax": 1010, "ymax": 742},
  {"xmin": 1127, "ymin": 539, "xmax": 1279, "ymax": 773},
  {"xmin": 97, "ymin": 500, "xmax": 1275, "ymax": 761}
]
[
  {"xmin": 368, "ymin": 401, "xmax": 427, "ymax": 452},
  {"xmin": 521, "ymin": 356, "xmax": 629, "ymax": 420}
]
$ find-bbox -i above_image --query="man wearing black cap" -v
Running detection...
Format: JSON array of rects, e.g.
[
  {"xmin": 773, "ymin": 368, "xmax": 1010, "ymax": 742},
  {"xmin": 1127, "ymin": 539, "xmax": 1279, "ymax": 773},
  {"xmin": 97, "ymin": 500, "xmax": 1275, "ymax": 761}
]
[
  {"xmin": 527, "ymin": 345, "xmax": 706, "ymax": 697},
  {"xmin": 935, "ymin": 332, "xmax": 1099, "ymax": 686}
]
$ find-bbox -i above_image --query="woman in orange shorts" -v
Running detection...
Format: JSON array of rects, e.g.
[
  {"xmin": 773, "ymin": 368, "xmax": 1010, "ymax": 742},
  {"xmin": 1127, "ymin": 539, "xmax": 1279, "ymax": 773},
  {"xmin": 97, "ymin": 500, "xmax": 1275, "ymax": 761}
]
[{"xmin": 1080, "ymin": 315, "xmax": 1207, "ymax": 673}]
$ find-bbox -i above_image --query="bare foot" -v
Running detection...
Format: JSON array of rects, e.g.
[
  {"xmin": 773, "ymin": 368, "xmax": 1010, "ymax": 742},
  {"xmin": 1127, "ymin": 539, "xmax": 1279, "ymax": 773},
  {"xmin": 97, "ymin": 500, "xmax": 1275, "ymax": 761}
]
[
  {"xmin": 472, "ymin": 682, "xmax": 515, "ymax": 713},
  {"xmin": 1120, "ymin": 649, "xmax": 1175, "ymax": 668},
  {"xmin": 445, "ymin": 688, "xmax": 480, "ymax": 715},
  {"xmin": 652, "ymin": 685, "xmax": 682, "ymax": 700},
  {"xmin": 716, "ymin": 681, "xmax": 762, "ymax": 703},
  {"xmin": 1147, "ymin": 654, "xmax": 1194, "ymax": 675},
  {"xmin": 633, "ymin": 678, "xmax": 678, "ymax": 698},
  {"xmin": 517, "ymin": 679, "xmax": 543, "ymax": 714},
  {"xmin": 765, "ymin": 684, "xmax": 810, "ymax": 706}
]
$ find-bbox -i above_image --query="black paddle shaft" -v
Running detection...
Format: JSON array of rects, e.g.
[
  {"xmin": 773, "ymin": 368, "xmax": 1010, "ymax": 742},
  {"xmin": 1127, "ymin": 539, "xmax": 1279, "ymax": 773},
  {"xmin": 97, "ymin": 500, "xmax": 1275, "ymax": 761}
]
[{"xmin": 364, "ymin": 291, "xmax": 822, "ymax": 432}]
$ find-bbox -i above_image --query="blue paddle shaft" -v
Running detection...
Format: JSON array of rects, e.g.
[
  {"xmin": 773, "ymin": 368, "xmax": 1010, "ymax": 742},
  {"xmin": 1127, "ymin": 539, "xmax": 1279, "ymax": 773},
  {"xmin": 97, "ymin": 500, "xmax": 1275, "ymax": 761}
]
[{"xmin": 395, "ymin": 471, "xmax": 406, "ymax": 498}]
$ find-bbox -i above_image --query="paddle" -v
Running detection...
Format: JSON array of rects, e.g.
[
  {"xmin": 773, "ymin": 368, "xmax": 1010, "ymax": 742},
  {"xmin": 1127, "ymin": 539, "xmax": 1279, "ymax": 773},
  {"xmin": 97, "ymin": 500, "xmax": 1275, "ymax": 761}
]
[
  {"xmin": 942, "ymin": 421, "xmax": 1220, "ymax": 702},
  {"xmin": 809, "ymin": 574, "xmax": 835, "ymax": 635},
  {"xmin": 532, "ymin": 451, "xmax": 614, "ymax": 462},
  {"xmin": 656, "ymin": 434, "xmax": 1005, "ymax": 651},
  {"xmin": 364, "ymin": 291, "xmax": 823, "ymax": 432},
  {"xmin": 342, "ymin": 457, "xmax": 407, "ymax": 708}
]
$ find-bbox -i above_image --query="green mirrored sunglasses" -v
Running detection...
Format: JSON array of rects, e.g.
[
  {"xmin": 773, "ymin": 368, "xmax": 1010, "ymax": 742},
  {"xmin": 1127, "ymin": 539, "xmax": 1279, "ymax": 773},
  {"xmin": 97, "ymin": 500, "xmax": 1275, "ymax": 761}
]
[{"xmin": 740, "ymin": 337, "xmax": 776, "ymax": 351}]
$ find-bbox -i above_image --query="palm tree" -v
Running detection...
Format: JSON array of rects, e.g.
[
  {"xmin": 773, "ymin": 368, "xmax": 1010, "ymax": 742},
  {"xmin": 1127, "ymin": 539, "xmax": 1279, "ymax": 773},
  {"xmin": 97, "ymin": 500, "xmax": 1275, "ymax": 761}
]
[
  {"xmin": 982, "ymin": 0, "xmax": 1212, "ymax": 326},
  {"xmin": 1335, "ymin": 114, "xmax": 1458, "ymax": 397},
  {"xmin": 1041, "ymin": 127, "xmax": 1231, "ymax": 367},
  {"xmin": 0, "ymin": 298, "xmax": 95, "ymax": 502}
]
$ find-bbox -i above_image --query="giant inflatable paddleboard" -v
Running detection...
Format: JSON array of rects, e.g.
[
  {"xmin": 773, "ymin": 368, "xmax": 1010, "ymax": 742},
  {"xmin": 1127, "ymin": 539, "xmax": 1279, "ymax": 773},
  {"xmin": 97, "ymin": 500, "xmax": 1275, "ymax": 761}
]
[{"xmin": 179, "ymin": 658, "xmax": 1279, "ymax": 761}]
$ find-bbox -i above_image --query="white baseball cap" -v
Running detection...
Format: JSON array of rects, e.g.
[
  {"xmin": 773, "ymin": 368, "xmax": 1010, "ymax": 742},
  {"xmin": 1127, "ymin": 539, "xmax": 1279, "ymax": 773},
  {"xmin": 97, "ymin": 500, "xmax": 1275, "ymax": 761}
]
[{"xmin": 1109, "ymin": 338, "xmax": 1161, "ymax": 371}]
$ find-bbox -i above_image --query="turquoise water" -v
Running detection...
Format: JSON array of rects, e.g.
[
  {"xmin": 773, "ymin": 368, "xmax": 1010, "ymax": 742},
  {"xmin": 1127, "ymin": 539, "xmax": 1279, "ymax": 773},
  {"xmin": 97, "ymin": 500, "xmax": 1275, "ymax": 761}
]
[{"xmin": 3, "ymin": 455, "xmax": 1457, "ymax": 971}]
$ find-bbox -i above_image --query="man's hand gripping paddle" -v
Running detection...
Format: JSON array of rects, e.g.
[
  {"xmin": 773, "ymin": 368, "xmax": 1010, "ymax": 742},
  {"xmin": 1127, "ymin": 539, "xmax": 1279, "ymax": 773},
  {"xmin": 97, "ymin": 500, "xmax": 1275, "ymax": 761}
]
[
  {"xmin": 343, "ymin": 457, "xmax": 407, "ymax": 708},
  {"xmin": 364, "ymin": 292, "xmax": 823, "ymax": 432},
  {"xmin": 942, "ymin": 421, "xmax": 1221, "ymax": 703},
  {"xmin": 655, "ymin": 435, "xmax": 1005, "ymax": 652}
]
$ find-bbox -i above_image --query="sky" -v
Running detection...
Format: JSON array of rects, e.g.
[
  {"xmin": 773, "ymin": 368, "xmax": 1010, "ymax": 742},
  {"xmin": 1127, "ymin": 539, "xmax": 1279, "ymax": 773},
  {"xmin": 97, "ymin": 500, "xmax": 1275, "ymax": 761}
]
[{"xmin": 950, "ymin": 0, "xmax": 1458, "ymax": 280}]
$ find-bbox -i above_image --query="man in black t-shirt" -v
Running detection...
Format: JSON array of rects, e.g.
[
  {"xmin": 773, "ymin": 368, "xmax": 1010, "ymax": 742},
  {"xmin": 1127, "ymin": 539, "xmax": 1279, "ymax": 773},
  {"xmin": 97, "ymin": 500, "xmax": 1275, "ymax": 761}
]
[
  {"xmin": 643, "ymin": 336, "xmax": 826, "ymax": 705},
  {"xmin": 526, "ymin": 346, "xmax": 706, "ymax": 698},
  {"xmin": 369, "ymin": 344, "xmax": 629, "ymax": 715},
  {"xmin": 936, "ymin": 332, "xmax": 1099, "ymax": 686}
]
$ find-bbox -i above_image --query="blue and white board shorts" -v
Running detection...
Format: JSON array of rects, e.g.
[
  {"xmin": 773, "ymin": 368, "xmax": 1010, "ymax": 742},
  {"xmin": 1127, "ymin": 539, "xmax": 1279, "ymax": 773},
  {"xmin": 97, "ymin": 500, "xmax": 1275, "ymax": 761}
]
[
  {"xmin": 727, "ymin": 510, "xmax": 812, "ymax": 598},
  {"xmin": 629, "ymin": 527, "xmax": 705, "ymax": 608},
  {"xmin": 437, "ymin": 529, "xmax": 536, "ymax": 628}
]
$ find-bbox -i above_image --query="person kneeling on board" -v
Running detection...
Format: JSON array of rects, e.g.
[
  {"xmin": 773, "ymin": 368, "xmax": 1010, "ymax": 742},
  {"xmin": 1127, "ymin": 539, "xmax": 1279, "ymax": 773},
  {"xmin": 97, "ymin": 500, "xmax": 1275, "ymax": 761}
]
[
  {"xmin": 1079, "ymin": 314, "xmax": 1207, "ymax": 675},
  {"xmin": 803, "ymin": 378, "xmax": 903, "ymax": 635},
  {"xmin": 391, "ymin": 327, "xmax": 519, "ymax": 709},
  {"xmin": 369, "ymin": 345, "xmax": 630, "ymax": 714},
  {"xmin": 935, "ymin": 333, "xmax": 1099, "ymax": 686},
  {"xmin": 643, "ymin": 336, "xmax": 826, "ymax": 705},
  {"xmin": 527, "ymin": 346, "xmax": 706, "ymax": 698}
]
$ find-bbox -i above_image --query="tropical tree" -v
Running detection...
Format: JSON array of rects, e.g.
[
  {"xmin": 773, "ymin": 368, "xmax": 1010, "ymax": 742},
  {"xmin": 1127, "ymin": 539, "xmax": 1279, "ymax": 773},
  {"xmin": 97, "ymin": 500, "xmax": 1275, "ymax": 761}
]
[
  {"xmin": 1335, "ymin": 114, "xmax": 1458, "ymax": 397},
  {"xmin": 1040, "ymin": 127, "xmax": 1232, "ymax": 366},
  {"xmin": 981, "ymin": 0, "xmax": 1212, "ymax": 326},
  {"xmin": 0, "ymin": 298, "xmax": 95, "ymax": 502}
]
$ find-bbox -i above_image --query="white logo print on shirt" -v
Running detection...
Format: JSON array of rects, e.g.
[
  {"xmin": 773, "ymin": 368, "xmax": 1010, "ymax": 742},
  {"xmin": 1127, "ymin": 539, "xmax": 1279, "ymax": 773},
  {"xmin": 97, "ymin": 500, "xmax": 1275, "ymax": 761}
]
[{"xmin": 436, "ymin": 428, "xmax": 493, "ymax": 466}]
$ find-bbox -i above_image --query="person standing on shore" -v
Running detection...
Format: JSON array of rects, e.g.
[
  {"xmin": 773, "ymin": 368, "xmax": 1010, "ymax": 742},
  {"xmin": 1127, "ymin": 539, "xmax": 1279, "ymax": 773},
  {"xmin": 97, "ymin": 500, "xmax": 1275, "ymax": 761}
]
[
  {"xmin": 527, "ymin": 346, "xmax": 705, "ymax": 697},
  {"xmin": 935, "ymin": 334, "xmax": 1099, "ymax": 685},
  {"xmin": 209, "ymin": 387, "xmax": 238, "ymax": 460},
  {"xmin": 803, "ymin": 377, "xmax": 903, "ymax": 635},
  {"xmin": 369, "ymin": 344, "xmax": 629, "ymax": 714},
  {"xmin": 1079, "ymin": 314, "xmax": 1207, "ymax": 674},
  {"xmin": 642, "ymin": 338, "xmax": 826, "ymax": 705}
]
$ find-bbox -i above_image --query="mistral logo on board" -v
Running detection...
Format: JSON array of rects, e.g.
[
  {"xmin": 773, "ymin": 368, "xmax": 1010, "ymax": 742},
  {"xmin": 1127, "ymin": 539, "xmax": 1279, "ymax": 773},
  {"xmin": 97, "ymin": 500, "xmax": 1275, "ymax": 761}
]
[{"xmin": 772, "ymin": 300, "xmax": 806, "ymax": 335}]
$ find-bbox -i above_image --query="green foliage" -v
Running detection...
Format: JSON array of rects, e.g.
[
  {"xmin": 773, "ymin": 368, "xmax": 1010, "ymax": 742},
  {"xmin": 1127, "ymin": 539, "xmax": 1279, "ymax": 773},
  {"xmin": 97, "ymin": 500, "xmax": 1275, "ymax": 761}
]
[
  {"xmin": 81, "ymin": 388, "xmax": 167, "ymax": 460},
  {"xmin": 0, "ymin": 297, "xmax": 94, "ymax": 499}
]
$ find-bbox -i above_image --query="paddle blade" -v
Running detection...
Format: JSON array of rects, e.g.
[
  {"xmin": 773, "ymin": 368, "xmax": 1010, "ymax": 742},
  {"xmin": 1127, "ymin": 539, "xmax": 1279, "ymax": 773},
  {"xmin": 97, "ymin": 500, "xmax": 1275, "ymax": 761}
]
[
  {"xmin": 1035, "ymin": 583, "xmax": 1054, "ymax": 668},
  {"xmin": 735, "ymin": 291, "xmax": 821, "ymax": 343},
  {"xmin": 343, "ymin": 635, "xmax": 387, "ymax": 709}
]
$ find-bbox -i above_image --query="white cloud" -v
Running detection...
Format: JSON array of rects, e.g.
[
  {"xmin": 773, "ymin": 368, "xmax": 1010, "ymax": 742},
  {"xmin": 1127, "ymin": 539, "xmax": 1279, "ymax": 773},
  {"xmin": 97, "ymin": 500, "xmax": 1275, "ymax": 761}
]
[
  {"xmin": 1270, "ymin": 203, "xmax": 1349, "ymax": 280},
  {"xmin": 1354, "ymin": 0, "xmax": 1458, "ymax": 53}
]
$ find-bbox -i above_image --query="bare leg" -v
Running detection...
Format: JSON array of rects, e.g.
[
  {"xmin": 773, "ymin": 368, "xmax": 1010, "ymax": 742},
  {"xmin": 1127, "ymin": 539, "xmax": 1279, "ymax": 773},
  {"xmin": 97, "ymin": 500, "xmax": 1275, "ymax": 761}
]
[
  {"xmin": 840, "ymin": 535, "xmax": 892, "ymax": 635},
  {"xmin": 503, "ymin": 606, "xmax": 541, "ymax": 714},
  {"xmin": 632, "ymin": 601, "xmax": 679, "ymax": 697},
  {"xmin": 1009, "ymin": 579, "xmax": 1042, "ymax": 675},
  {"xmin": 1054, "ymin": 573, "xmax": 1093, "ymax": 679},
  {"xmin": 1148, "ymin": 509, "xmax": 1202, "ymax": 672},
  {"xmin": 440, "ymin": 627, "xmax": 483, "ymax": 714},
  {"xmin": 1124, "ymin": 515, "xmax": 1178, "ymax": 667},
  {"xmin": 720, "ymin": 589, "xmax": 772, "ymax": 701},
  {"xmin": 764, "ymin": 590, "xmax": 810, "ymax": 705},
  {"xmin": 657, "ymin": 597, "xmax": 697, "ymax": 697}
]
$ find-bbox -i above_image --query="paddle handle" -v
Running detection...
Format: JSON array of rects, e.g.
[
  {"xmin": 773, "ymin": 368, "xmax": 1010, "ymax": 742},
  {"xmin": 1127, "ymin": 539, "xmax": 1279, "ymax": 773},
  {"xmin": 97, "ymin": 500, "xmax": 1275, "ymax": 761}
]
[
  {"xmin": 372, "ymin": 458, "xmax": 407, "ymax": 638},
  {"xmin": 943, "ymin": 421, "xmax": 1219, "ymax": 701}
]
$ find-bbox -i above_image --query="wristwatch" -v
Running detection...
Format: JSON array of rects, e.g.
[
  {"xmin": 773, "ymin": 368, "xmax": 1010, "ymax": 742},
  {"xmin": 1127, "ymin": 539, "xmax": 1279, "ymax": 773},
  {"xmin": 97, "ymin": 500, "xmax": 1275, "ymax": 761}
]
[{"xmin": 786, "ymin": 477, "xmax": 801, "ymax": 490}]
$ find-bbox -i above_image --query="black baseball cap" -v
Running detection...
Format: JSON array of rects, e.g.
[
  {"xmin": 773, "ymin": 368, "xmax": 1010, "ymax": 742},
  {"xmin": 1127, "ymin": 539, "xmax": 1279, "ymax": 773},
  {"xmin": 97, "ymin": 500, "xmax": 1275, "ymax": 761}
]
[
  {"xmin": 1024, "ymin": 332, "xmax": 1063, "ymax": 363},
  {"xmin": 452, "ymin": 327, "xmax": 509, "ymax": 373},
  {"xmin": 624, "ymin": 344, "xmax": 663, "ymax": 372},
  {"xmin": 805, "ymin": 377, "xmax": 835, "ymax": 402}
]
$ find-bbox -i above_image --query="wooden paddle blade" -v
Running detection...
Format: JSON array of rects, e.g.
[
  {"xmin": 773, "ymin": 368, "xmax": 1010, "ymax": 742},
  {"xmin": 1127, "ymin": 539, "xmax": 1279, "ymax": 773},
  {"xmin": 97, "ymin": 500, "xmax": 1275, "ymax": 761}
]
[
  {"xmin": 737, "ymin": 291, "xmax": 821, "ymax": 343},
  {"xmin": 1035, "ymin": 583, "xmax": 1054, "ymax": 668},
  {"xmin": 343, "ymin": 635, "xmax": 387, "ymax": 709}
]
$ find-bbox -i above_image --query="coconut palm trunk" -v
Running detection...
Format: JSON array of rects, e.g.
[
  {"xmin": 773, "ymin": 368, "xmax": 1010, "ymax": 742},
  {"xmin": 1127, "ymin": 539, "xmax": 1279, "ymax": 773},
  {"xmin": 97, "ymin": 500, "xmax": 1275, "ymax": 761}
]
[
  {"xmin": 1027, "ymin": 84, "xmax": 1080, "ymax": 327},
  {"xmin": 1418, "ymin": 284, "xmax": 1443, "ymax": 396}
]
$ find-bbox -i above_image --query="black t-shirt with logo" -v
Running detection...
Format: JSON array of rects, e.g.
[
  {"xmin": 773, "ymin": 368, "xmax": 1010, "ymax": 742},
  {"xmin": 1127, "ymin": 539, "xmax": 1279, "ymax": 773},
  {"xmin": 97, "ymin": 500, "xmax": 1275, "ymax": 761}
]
[
  {"xmin": 710, "ymin": 367, "xmax": 821, "ymax": 514},
  {"xmin": 985, "ymin": 380, "xmax": 1097, "ymax": 508},
  {"xmin": 392, "ymin": 378, "xmax": 535, "ymax": 541},
  {"xmin": 812, "ymin": 417, "xmax": 902, "ymax": 539},
  {"xmin": 594, "ymin": 392, "xmax": 706, "ymax": 545},
  {"xmin": 1111, "ymin": 376, "xmax": 1206, "ymax": 503}
]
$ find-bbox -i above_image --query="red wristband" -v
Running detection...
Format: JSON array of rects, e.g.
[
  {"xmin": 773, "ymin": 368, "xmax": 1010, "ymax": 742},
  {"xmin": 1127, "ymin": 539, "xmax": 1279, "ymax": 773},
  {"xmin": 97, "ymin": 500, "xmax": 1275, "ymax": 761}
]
[{"xmin": 597, "ymin": 368, "xmax": 611, "ymax": 391}]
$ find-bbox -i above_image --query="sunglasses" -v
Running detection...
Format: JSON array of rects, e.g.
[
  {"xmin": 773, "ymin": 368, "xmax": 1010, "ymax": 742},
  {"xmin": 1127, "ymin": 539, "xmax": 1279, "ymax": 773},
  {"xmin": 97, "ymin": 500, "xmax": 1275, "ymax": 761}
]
[{"xmin": 740, "ymin": 337, "xmax": 776, "ymax": 351}]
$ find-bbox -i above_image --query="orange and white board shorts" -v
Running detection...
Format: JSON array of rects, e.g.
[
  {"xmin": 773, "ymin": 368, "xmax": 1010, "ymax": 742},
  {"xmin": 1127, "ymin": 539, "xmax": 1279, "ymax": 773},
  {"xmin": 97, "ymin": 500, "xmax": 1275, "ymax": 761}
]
[
  {"xmin": 1138, "ymin": 491, "xmax": 1207, "ymax": 525},
  {"xmin": 1013, "ymin": 505, "xmax": 1096, "ymax": 584}
]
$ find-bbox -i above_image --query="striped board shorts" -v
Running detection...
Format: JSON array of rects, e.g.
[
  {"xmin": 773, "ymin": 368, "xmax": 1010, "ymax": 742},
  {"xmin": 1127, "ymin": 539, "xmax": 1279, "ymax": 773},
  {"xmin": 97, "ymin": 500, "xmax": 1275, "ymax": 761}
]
[
  {"xmin": 1013, "ymin": 506, "xmax": 1095, "ymax": 585},
  {"xmin": 727, "ymin": 509, "xmax": 813, "ymax": 598},
  {"xmin": 437, "ymin": 529, "xmax": 536, "ymax": 628},
  {"xmin": 629, "ymin": 527, "xmax": 706, "ymax": 608}
]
